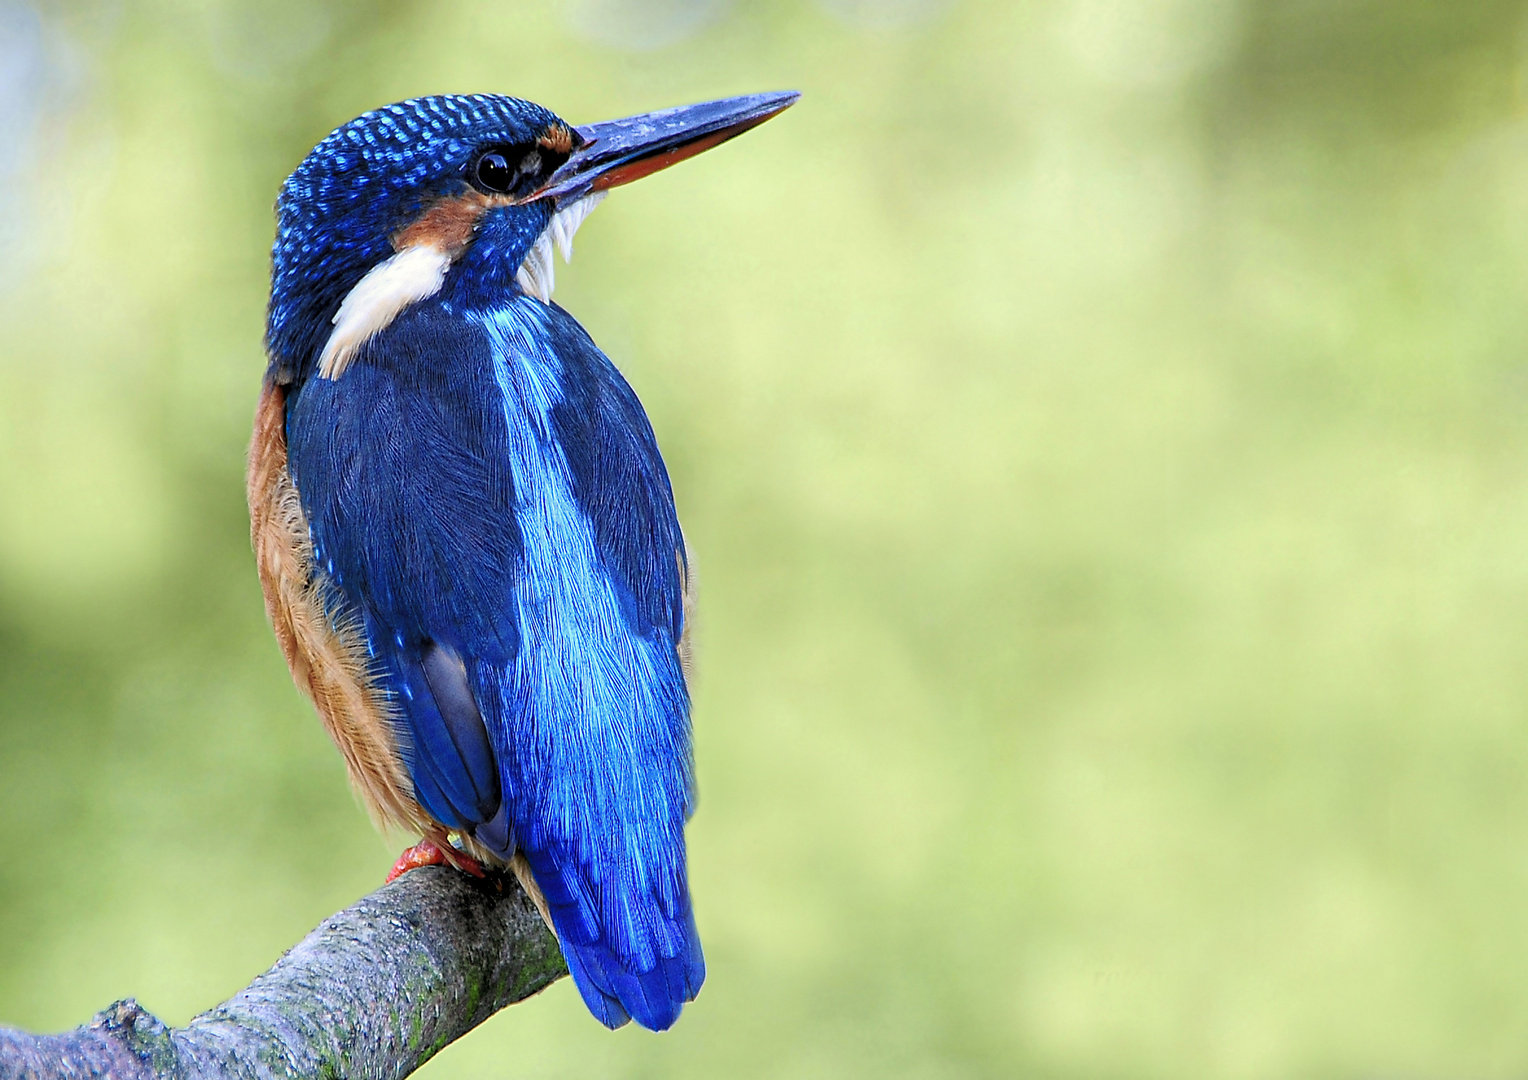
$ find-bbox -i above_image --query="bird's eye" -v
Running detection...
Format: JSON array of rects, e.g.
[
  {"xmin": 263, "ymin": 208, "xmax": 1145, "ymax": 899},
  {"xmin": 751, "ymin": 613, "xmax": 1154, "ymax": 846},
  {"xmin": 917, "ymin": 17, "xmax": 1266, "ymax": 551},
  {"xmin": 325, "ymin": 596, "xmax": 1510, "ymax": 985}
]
[
  {"xmin": 475, "ymin": 152, "xmax": 514, "ymax": 193},
  {"xmin": 469, "ymin": 139, "xmax": 572, "ymax": 198}
]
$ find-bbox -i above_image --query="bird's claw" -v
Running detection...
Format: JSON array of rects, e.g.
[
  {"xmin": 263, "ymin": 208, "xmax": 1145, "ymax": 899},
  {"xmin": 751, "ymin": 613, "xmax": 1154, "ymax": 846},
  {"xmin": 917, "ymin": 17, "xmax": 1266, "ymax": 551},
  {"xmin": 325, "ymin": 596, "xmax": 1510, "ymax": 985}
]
[{"xmin": 386, "ymin": 838, "xmax": 486, "ymax": 883}]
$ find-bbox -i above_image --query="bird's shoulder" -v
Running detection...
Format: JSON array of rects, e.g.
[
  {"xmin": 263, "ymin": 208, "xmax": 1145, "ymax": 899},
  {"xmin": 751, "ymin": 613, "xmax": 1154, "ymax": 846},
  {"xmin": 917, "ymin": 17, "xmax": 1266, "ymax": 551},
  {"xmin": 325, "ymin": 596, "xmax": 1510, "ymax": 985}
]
[{"xmin": 285, "ymin": 297, "xmax": 687, "ymax": 646}]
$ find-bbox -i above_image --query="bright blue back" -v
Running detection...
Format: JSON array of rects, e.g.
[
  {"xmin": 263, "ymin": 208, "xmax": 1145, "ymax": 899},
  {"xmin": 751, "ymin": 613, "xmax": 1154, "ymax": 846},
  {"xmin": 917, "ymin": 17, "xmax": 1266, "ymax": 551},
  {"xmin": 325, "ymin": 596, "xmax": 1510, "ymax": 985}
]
[{"xmin": 285, "ymin": 292, "xmax": 702, "ymax": 1030}]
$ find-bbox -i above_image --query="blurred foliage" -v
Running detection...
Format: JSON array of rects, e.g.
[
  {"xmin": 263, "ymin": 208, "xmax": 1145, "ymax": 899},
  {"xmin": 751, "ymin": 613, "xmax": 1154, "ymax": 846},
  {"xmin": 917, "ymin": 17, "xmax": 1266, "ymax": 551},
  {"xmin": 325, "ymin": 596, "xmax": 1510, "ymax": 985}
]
[{"xmin": 5, "ymin": 0, "xmax": 1528, "ymax": 1076}]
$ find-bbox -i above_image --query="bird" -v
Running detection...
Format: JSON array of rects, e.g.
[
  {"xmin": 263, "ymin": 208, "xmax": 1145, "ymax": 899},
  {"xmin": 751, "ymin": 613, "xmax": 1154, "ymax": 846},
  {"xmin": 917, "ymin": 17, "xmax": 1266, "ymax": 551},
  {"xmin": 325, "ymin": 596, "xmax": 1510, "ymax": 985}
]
[{"xmin": 245, "ymin": 90, "xmax": 797, "ymax": 1032}]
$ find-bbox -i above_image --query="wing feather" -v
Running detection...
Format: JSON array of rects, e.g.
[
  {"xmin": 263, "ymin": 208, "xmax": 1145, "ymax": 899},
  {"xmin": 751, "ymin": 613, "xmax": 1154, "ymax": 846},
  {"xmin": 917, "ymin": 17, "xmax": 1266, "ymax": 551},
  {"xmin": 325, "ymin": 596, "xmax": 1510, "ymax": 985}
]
[{"xmin": 281, "ymin": 297, "xmax": 703, "ymax": 1029}]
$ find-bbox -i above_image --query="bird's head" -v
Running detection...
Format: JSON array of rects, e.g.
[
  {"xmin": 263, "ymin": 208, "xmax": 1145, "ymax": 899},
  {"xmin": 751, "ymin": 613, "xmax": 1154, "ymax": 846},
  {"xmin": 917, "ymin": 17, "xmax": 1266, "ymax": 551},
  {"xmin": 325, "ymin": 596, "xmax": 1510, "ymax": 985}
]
[{"xmin": 264, "ymin": 91, "xmax": 797, "ymax": 386}]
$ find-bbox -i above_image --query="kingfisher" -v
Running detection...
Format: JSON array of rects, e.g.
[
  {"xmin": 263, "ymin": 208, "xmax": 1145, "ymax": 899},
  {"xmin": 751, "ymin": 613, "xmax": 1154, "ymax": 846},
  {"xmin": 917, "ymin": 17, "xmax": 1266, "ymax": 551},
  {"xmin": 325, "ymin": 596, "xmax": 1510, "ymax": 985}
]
[{"xmin": 246, "ymin": 91, "xmax": 797, "ymax": 1031}]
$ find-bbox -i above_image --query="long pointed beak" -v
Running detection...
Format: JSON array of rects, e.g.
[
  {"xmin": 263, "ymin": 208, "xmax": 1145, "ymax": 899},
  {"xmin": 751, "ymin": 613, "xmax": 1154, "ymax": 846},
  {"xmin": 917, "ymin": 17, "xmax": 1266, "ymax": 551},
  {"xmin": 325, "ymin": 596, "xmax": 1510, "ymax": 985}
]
[{"xmin": 534, "ymin": 90, "xmax": 800, "ymax": 205}]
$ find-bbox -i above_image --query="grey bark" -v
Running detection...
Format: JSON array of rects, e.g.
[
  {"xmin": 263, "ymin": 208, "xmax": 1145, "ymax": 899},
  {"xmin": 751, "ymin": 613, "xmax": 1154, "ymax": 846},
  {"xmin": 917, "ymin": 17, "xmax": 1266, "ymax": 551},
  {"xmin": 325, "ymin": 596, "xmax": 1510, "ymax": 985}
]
[{"xmin": 0, "ymin": 866, "xmax": 568, "ymax": 1080}]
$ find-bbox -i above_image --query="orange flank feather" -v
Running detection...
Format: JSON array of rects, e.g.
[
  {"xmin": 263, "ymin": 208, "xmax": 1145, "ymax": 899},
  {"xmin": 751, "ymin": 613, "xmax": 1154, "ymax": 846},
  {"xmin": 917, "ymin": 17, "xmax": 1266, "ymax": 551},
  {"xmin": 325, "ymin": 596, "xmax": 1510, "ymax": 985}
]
[{"xmin": 247, "ymin": 382, "xmax": 440, "ymax": 846}]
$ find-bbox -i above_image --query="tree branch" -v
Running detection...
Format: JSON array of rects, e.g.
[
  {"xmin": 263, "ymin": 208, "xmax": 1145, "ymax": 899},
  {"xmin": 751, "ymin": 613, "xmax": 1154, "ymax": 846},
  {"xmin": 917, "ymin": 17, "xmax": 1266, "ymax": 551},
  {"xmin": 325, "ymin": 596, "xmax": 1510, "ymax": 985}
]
[{"xmin": 0, "ymin": 865, "xmax": 568, "ymax": 1080}]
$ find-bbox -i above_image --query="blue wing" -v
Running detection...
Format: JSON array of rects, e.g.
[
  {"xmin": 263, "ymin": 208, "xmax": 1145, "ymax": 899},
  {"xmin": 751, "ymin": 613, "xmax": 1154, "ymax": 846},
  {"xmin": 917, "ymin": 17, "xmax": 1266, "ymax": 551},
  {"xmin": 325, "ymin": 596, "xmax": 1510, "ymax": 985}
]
[{"xmin": 285, "ymin": 295, "xmax": 702, "ymax": 1030}]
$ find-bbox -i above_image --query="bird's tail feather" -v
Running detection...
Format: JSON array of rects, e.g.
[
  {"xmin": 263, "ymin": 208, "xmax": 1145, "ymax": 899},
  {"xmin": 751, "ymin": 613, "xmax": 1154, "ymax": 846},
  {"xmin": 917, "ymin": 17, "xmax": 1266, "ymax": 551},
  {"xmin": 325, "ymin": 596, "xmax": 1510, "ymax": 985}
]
[{"xmin": 523, "ymin": 846, "xmax": 705, "ymax": 1031}]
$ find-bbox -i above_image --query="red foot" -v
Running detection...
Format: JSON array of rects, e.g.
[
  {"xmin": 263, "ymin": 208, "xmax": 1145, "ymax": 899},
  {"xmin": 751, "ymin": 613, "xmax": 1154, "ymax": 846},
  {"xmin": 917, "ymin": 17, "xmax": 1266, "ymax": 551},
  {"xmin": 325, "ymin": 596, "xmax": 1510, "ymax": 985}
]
[{"xmin": 386, "ymin": 838, "xmax": 486, "ymax": 884}]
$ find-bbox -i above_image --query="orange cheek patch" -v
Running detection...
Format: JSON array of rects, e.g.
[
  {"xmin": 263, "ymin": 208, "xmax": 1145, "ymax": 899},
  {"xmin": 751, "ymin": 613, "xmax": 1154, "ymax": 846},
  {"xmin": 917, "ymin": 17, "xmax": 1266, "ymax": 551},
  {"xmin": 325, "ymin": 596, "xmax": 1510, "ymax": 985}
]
[{"xmin": 392, "ymin": 189, "xmax": 513, "ymax": 256}]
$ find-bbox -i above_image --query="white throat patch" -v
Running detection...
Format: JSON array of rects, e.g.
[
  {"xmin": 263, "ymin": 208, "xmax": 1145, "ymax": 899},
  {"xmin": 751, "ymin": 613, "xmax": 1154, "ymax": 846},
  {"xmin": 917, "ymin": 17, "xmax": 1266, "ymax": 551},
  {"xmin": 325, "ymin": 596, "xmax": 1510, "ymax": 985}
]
[
  {"xmin": 317, "ymin": 191, "xmax": 607, "ymax": 380},
  {"xmin": 515, "ymin": 192, "xmax": 606, "ymax": 304}
]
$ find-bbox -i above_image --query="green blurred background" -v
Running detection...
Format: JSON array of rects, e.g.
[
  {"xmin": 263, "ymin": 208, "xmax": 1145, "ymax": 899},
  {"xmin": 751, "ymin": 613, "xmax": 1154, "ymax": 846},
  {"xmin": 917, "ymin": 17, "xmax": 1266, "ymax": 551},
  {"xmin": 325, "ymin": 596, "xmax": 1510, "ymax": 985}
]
[{"xmin": 5, "ymin": 0, "xmax": 1528, "ymax": 1076}]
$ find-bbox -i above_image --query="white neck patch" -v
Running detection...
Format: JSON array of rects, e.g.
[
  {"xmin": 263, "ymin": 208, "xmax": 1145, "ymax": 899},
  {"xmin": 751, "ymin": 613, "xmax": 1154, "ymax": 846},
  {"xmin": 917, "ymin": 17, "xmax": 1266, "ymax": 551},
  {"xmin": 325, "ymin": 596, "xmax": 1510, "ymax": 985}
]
[
  {"xmin": 515, "ymin": 192, "xmax": 607, "ymax": 304},
  {"xmin": 317, "ymin": 191, "xmax": 608, "ymax": 380},
  {"xmin": 317, "ymin": 244, "xmax": 452, "ymax": 380}
]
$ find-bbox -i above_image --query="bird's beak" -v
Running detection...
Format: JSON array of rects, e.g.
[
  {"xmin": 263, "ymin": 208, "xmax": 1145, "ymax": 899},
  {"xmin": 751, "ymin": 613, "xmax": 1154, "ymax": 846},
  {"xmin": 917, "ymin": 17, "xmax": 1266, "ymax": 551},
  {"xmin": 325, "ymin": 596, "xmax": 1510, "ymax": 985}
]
[{"xmin": 532, "ymin": 91, "xmax": 800, "ymax": 205}]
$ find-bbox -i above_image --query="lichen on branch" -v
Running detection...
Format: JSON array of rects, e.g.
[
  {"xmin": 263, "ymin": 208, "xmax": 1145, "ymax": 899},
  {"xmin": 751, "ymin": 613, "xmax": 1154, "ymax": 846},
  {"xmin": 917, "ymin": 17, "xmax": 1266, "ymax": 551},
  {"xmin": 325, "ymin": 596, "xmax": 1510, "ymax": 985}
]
[{"xmin": 0, "ymin": 866, "xmax": 567, "ymax": 1080}]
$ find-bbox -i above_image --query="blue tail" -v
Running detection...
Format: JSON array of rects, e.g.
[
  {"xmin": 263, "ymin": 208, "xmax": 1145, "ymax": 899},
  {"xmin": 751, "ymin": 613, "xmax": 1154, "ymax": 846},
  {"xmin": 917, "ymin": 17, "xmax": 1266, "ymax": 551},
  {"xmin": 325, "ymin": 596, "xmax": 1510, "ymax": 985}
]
[{"xmin": 523, "ymin": 846, "xmax": 705, "ymax": 1030}]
